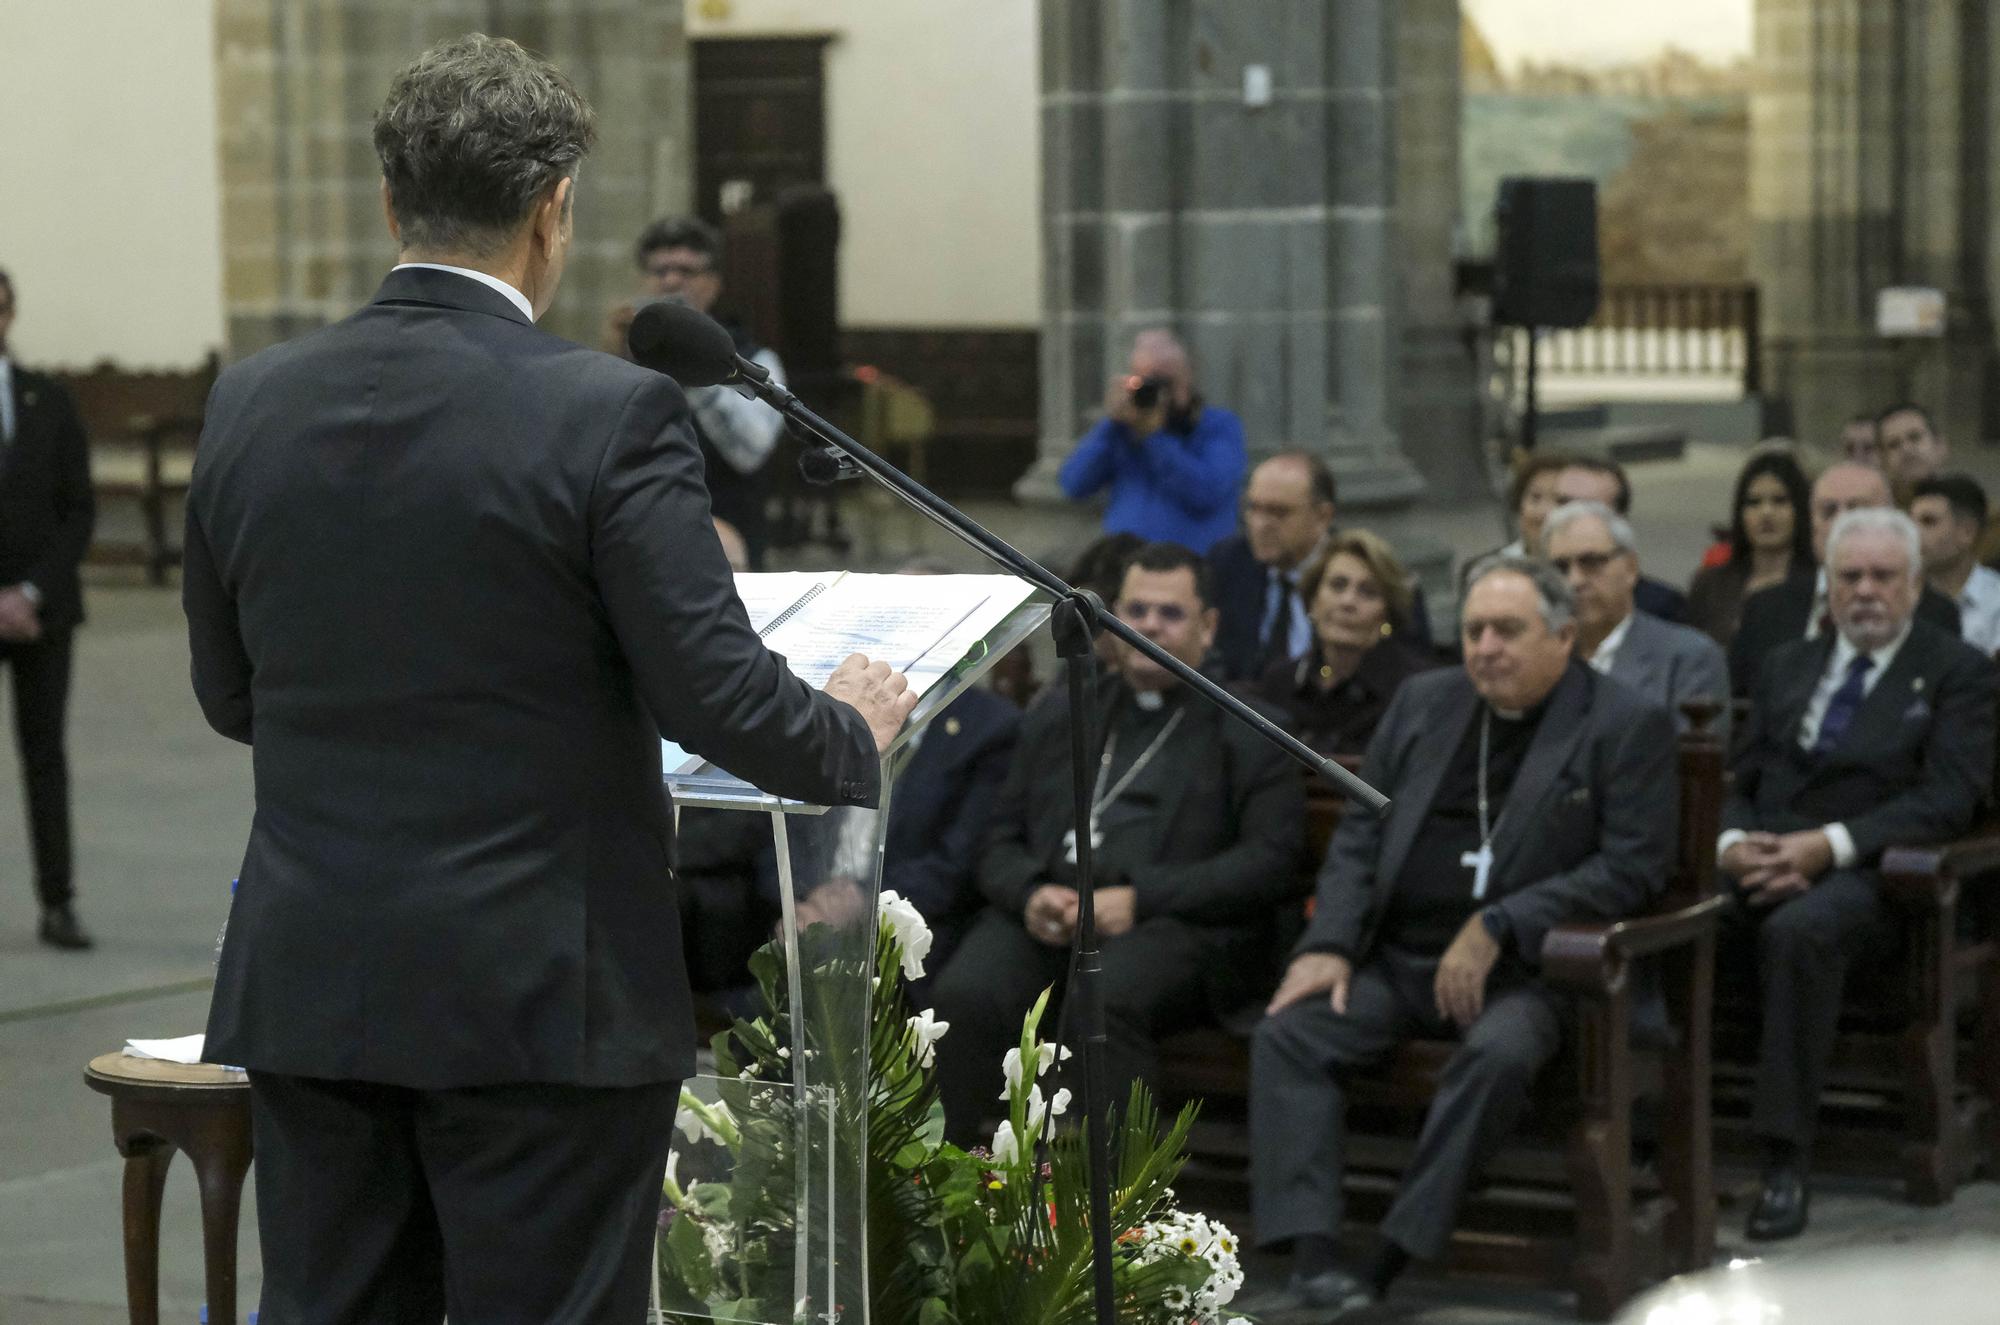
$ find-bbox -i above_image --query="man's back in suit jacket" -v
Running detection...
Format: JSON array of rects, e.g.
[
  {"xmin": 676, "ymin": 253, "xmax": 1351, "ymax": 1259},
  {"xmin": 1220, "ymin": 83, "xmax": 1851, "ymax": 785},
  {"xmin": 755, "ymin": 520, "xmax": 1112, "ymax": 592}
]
[{"xmin": 185, "ymin": 267, "xmax": 877, "ymax": 1090}]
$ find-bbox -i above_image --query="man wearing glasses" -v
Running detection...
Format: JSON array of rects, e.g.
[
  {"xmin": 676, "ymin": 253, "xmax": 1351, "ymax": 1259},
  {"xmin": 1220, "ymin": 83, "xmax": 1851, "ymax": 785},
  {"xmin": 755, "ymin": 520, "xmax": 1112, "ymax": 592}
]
[
  {"xmin": 1543, "ymin": 501, "xmax": 1728, "ymax": 735},
  {"xmin": 928, "ymin": 541, "xmax": 1304, "ymax": 1145},
  {"xmin": 604, "ymin": 216, "xmax": 786, "ymax": 566},
  {"xmin": 1209, "ymin": 451, "xmax": 1434, "ymax": 680}
]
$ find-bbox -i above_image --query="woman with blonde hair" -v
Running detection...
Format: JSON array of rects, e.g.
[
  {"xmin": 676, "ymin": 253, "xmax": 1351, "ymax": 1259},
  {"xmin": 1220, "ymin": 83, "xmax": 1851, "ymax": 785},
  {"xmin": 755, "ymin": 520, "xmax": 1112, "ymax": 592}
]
[{"xmin": 1247, "ymin": 529, "xmax": 1439, "ymax": 755}]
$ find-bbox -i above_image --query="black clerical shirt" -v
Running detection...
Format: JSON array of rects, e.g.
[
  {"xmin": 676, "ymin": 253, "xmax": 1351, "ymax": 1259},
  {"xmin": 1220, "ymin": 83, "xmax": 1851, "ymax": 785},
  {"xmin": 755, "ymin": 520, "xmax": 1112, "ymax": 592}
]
[
  {"xmin": 1089, "ymin": 687, "xmax": 1185, "ymax": 885},
  {"xmin": 1382, "ymin": 700, "xmax": 1546, "ymax": 954}
]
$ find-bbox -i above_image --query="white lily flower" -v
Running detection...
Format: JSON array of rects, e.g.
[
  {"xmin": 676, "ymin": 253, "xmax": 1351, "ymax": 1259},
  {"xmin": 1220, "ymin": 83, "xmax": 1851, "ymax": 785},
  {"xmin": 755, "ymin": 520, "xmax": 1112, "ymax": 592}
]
[
  {"xmin": 878, "ymin": 889, "xmax": 934, "ymax": 980},
  {"xmin": 907, "ymin": 1008, "xmax": 949, "ymax": 1066},
  {"xmin": 990, "ymin": 1118, "xmax": 1020, "ymax": 1166}
]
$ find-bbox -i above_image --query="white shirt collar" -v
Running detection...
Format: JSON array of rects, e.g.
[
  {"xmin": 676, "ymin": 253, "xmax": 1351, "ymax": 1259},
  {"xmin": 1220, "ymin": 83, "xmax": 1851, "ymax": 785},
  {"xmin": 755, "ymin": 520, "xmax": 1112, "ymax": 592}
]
[
  {"xmin": 392, "ymin": 262, "xmax": 535, "ymax": 322},
  {"xmin": 1585, "ymin": 611, "xmax": 1635, "ymax": 675},
  {"xmin": 1828, "ymin": 619, "xmax": 1912, "ymax": 683}
]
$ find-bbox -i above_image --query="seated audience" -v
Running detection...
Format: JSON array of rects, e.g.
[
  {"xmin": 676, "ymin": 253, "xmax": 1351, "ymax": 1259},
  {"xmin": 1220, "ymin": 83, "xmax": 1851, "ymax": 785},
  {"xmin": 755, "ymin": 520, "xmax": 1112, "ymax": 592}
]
[
  {"xmin": 1728, "ymin": 462, "xmax": 1961, "ymax": 695},
  {"xmin": 1249, "ymin": 556, "xmax": 1676, "ymax": 1316},
  {"xmin": 1720, "ymin": 508, "xmax": 1995, "ymax": 1241},
  {"xmin": 1058, "ymin": 330, "xmax": 1246, "ymax": 553},
  {"xmin": 1247, "ymin": 529, "xmax": 1439, "ymax": 755},
  {"xmin": 1552, "ymin": 457, "xmax": 1688, "ymax": 621},
  {"xmin": 1686, "ymin": 451, "xmax": 1813, "ymax": 649},
  {"xmin": 1211, "ymin": 452, "xmax": 1432, "ymax": 680},
  {"xmin": 1877, "ymin": 401, "xmax": 1947, "ymax": 502},
  {"xmin": 1544, "ymin": 501, "xmax": 1730, "ymax": 734},
  {"xmin": 930, "ymin": 542, "xmax": 1304, "ymax": 1144},
  {"xmin": 1839, "ymin": 413, "xmax": 1881, "ymax": 468},
  {"xmin": 1499, "ymin": 452, "xmax": 1568, "ymax": 558},
  {"xmin": 1911, "ymin": 473, "xmax": 2000, "ymax": 656}
]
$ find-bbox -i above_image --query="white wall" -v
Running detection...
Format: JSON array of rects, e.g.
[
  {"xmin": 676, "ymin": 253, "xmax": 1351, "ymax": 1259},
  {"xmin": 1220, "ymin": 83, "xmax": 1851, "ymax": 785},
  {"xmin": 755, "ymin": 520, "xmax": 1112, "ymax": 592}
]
[
  {"xmin": 690, "ymin": 0, "xmax": 1040, "ymax": 328},
  {"xmin": 0, "ymin": 1, "xmax": 224, "ymax": 368}
]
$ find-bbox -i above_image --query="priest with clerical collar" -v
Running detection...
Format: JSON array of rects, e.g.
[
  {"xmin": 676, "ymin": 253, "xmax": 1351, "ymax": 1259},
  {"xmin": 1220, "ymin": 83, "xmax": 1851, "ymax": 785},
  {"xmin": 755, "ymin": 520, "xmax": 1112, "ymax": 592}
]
[
  {"xmin": 1244, "ymin": 554, "xmax": 1678, "ymax": 1319},
  {"xmin": 929, "ymin": 540, "xmax": 1305, "ymax": 1148}
]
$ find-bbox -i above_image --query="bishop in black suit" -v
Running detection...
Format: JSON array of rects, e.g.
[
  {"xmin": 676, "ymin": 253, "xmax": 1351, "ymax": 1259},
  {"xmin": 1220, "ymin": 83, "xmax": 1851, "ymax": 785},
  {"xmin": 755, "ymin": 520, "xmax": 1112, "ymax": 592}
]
[
  {"xmin": 0, "ymin": 267, "xmax": 97, "ymax": 949},
  {"xmin": 1721, "ymin": 509, "xmax": 1995, "ymax": 1241},
  {"xmin": 184, "ymin": 37, "xmax": 910, "ymax": 1325}
]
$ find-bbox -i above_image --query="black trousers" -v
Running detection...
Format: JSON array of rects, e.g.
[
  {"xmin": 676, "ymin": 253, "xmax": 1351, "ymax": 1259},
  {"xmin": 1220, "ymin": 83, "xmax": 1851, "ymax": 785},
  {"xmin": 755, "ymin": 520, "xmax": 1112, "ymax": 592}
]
[
  {"xmin": 1249, "ymin": 946, "xmax": 1565, "ymax": 1260},
  {"xmin": 0, "ymin": 631, "xmax": 74, "ymax": 907},
  {"xmin": 929, "ymin": 905, "xmax": 1220, "ymax": 1146},
  {"xmin": 249, "ymin": 1071, "xmax": 681, "ymax": 1325},
  {"xmin": 1720, "ymin": 869, "xmax": 1894, "ymax": 1153}
]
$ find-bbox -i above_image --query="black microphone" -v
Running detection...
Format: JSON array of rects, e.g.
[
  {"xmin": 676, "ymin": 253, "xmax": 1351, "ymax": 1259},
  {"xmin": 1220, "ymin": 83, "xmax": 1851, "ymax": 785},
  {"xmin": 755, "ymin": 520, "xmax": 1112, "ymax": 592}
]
[{"xmin": 626, "ymin": 300, "xmax": 743, "ymax": 388}]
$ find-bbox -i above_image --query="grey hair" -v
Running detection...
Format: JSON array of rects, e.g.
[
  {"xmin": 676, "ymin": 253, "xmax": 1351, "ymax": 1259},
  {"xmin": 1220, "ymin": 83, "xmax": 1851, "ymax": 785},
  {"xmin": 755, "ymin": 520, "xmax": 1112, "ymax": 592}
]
[
  {"xmin": 373, "ymin": 34, "xmax": 596, "ymax": 256},
  {"xmin": 1542, "ymin": 499, "xmax": 1638, "ymax": 558},
  {"xmin": 1463, "ymin": 553, "xmax": 1576, "ymax": 633},
  {"xmin": 1824, "ymin": 507, "xmax": 1922, "ymax": 582}
]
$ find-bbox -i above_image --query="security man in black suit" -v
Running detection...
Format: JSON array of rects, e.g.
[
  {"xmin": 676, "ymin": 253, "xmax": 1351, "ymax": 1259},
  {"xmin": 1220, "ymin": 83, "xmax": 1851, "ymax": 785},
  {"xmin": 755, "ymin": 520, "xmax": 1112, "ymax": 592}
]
[
  {"xmin": 1729, "ymin": 461, "xmax": 1961, "ymax": 695},
  {"xmin": 0, "ymin": 267, "xmax": 97, "ymax": 950},
  {"xmin": 1722, "ymin": 507, "xmax": 1995, "ymax": 1241},
  {"xmin": 183, "ymin": 36, "xmax": 914, "ymax": 1324}
]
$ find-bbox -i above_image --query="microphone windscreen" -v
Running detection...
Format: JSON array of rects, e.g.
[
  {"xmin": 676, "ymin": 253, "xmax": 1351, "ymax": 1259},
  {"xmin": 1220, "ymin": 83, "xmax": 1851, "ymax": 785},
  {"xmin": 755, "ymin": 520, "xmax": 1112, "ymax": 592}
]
[{"xmin": 627, "ymin": 300, "xmax": 738, "ymax": 388}]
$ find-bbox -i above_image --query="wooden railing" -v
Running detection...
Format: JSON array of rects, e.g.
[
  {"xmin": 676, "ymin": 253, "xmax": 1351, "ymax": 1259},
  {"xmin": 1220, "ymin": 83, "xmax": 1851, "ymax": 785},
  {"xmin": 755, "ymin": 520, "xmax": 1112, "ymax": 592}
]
[{"xmin": 1528, "ymin": 283, "xmax": 1762, "ymax": 393}]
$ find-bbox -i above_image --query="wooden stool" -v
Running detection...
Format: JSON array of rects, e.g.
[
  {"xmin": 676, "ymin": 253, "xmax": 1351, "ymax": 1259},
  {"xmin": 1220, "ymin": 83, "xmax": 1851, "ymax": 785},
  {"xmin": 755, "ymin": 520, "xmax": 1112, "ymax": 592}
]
[{"xmin": 85, "ymin": 1053, "xmax": 253, "ymax": 1325}]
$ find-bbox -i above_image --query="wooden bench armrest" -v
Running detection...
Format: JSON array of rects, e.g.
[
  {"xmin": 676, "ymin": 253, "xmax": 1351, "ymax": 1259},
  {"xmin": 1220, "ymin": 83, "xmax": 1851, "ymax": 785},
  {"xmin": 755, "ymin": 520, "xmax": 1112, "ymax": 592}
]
[
  {"xmin": 1880, "ymin": 831, "xmax": 2000, "ymax": 909},
  {"xmin": 1540, "ymin": 894, "xmax": 1727, "ymax": 993}
]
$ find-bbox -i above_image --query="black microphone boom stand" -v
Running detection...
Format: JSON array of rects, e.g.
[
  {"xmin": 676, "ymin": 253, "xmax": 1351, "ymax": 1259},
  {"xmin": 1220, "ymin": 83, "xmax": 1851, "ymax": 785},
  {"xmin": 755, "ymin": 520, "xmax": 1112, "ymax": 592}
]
[{"xmin": 703, "ymin": 344, "xmax": 1389, "ymax": 1325}]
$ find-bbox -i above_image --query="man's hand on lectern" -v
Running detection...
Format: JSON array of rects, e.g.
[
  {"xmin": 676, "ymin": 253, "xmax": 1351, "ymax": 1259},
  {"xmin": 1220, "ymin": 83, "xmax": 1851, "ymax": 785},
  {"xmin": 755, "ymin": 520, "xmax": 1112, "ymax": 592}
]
[{"xmin": 825, "ymin": 653, "xmax": 918, "ymax": 755}]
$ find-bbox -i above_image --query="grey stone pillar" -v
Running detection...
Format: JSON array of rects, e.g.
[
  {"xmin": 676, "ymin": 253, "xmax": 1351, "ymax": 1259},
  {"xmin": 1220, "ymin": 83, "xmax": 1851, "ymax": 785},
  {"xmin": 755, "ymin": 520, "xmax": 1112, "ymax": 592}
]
[
  {"xmin": 215, "ymin": 0, "xmax": 690, "ymax": 357},
  {"xmin": 1025, "ymin": 0, "xmax": 1427, "ymax": 508},
  {"xmin": 1752, "ymin": 0, "xmax": 1996, "ymax": 448}
]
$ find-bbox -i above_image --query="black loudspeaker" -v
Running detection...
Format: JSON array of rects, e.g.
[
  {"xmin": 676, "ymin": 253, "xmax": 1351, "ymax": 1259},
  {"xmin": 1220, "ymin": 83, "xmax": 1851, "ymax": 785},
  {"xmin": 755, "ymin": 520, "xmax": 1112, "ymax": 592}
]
[{"xmin": 1492, "ymin": 177, "xmax": 1600, "ymax": 328}]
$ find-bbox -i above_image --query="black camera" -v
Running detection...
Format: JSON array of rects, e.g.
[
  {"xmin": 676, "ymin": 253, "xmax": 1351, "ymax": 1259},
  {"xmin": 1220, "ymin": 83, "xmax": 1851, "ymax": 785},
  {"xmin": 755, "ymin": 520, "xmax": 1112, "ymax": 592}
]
[{"xmin": 1129, "ymin": 375, "xmax": 1169, "ymax": 411}]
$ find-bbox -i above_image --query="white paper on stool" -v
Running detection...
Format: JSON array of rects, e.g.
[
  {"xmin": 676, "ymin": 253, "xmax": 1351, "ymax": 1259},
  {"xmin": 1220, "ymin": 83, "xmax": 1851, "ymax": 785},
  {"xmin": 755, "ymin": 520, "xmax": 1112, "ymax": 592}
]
[{"xmin": 123, "ymin": 1033, "xmax": 208, "ymax": 1064}]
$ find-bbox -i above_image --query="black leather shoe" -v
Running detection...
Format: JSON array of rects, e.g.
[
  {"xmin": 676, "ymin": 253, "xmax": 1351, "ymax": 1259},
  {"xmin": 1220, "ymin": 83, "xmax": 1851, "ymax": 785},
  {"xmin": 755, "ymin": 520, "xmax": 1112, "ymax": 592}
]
[
  {"xmin": 1745, "ymin": 1165, "xmax": 1808, "ymax": 1240},
  {"xmin": 38, "ymin": 904, "xmax": 95, "ymax": 951}
]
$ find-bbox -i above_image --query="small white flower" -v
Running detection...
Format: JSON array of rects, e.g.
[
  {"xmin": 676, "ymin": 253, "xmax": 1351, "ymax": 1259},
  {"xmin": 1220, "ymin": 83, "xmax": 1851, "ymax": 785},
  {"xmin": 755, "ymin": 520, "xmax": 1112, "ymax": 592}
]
[
  {"xmin": 1024, "ymin": 1085, "xmax": 1049, "ymax": 1136},
  {"xmin": 1163, "ymin": 1284, "xmax": 1191, "ymax": 1311},
  {"xmin": 879, "ymin": 889, "xmax": 934, "ymax": 980},
  {"xmin": 1049, "ymin": 1087, "xmax": 1072, "ymax": 1118},
  {"xmin": 907, "ymin": 1008, "xmax": 950, "ymax": 1066},
  {"xmin": 675, "ymin": 1097, "xmax": 738, "ymax": 1147},
  {"xmin": 1000, "ymin": 1046, "xmax": 1027, "ymax": 1098},
  {"xmin": 990, "ymin": 1119, "xmax": 1020, "ymax": 1166}
]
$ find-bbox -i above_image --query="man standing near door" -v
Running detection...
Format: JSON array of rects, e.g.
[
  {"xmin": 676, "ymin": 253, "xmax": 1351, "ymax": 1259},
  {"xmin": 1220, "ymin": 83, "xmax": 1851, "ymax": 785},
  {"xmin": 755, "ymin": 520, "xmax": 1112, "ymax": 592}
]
[{"xmin": 0, "ymin": 266, "xmax": 97, "ymax": 950}]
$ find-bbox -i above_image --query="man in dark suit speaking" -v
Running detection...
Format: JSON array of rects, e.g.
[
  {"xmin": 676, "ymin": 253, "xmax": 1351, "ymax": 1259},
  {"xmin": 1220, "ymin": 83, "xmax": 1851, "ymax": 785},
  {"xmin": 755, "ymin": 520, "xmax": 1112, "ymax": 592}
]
[{"xmin": 183, "ymin": 35, "xmax": 915, "ymax": 1324}]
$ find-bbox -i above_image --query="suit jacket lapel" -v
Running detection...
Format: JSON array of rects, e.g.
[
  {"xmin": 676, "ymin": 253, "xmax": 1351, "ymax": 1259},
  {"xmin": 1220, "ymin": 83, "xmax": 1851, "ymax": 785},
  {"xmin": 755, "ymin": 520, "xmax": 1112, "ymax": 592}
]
[
  {"xmin": 1376, "ymin": 677, "xmax": 1476, "ymax": 889},
  {"xmin": 1610, "ymin": 614, "xmax": 1661, "ymax": 701},
  {"xmin": 1489, "ymin": 665, "xmax": 1593, "ymax": 881},
  {"xmin": 1775, "ymin": 634, "xmax": 1836, "ymax": 746}
]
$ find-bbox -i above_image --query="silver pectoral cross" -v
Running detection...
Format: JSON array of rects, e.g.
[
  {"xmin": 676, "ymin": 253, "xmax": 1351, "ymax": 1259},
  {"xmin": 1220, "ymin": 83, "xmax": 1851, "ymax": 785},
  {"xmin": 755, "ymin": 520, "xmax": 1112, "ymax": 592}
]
[
  {"xmin": 1062, "ymin": 826, "xmax": 1105, "ymax": 865},
  {"xmin": 1461, "ymin": 843, "xmax": 1494, "ymax": 900}
]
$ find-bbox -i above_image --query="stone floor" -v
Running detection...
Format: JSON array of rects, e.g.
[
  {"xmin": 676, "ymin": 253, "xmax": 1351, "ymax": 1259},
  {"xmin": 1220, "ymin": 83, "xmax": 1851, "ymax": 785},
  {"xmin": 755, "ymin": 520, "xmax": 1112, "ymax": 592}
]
[{"xmin": 7, "ymin": 445, "xmax": 2000, "ymax": 1322}]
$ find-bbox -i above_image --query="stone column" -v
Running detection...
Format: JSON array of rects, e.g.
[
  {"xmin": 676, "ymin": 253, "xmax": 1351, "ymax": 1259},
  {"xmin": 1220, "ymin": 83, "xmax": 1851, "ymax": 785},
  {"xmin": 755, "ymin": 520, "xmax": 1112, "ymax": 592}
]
[
  {"xmin": 215, "ymin": 0, "xmax": 690, "ymax": 357},
  {"xmin": 1752, "ymin": 0, "xmax": 1995, "ymax": 448},
  {"xmin": 1026, "ymin": 0, "xmax": 1430, "ymax": 508}
]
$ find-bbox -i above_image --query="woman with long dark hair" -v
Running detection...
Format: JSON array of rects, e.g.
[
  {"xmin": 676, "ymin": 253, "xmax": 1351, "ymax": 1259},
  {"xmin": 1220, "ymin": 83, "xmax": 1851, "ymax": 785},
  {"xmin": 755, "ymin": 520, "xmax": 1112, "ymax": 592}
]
[{"xmin": 1687, "ymin": 449, "xmax": 1813, "ymax": 648}]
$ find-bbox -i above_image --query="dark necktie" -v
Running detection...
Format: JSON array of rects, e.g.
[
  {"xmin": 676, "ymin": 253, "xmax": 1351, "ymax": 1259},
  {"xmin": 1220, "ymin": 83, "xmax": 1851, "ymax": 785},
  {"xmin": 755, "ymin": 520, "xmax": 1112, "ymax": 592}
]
[
  {"xmin": 1259, "ymin": 572, "xmax": 1298, "ymax": 673},
  {"xmin": 1810, "ymin": 652, "xmax": 1875, "ymax": 756}
]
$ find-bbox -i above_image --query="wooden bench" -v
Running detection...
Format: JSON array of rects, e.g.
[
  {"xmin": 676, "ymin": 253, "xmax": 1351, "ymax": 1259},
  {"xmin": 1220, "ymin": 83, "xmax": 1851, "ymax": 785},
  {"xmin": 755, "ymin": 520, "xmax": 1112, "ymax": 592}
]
[
  {"xmin": 54, "ymin": 355, "xmax": 217, "ymax": 585},
  {"xmin": 1159, "ymin": 712, "xmax": 1727, "ymax": 1319}
]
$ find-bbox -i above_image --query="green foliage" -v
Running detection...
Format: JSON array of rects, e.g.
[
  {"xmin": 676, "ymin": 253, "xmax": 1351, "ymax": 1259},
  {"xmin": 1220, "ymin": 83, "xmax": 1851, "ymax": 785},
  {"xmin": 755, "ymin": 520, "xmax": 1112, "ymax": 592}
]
[{"xmin": 656, "ymin": 905, "xmax": 1239, "ymax": 1325}]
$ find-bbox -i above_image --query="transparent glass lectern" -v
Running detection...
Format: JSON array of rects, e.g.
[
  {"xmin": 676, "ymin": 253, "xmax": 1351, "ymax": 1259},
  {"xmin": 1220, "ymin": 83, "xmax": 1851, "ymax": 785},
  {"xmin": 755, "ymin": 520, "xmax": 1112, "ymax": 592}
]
[{"xmin": 654, "ymin": 594, "xmax": 1050, "ymax": 1325}]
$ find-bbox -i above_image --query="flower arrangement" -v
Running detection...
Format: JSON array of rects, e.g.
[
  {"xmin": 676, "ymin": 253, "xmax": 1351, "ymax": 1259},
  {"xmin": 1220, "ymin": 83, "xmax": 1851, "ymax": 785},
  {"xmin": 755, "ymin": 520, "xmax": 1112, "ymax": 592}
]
[{"xmin": 656, "ymin": 889, "xmax": 1246, "ymax": 1325}]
